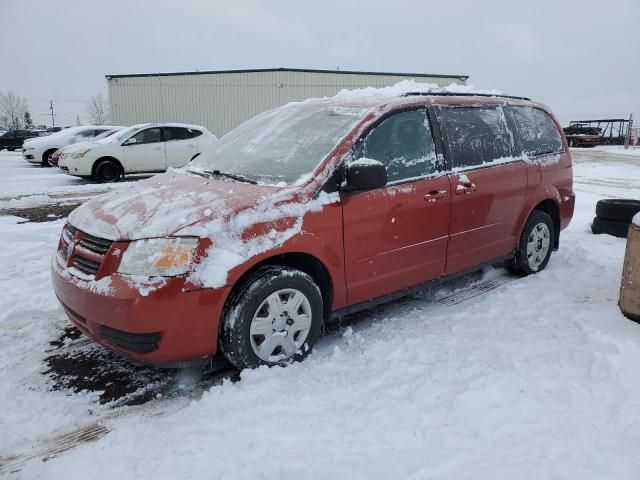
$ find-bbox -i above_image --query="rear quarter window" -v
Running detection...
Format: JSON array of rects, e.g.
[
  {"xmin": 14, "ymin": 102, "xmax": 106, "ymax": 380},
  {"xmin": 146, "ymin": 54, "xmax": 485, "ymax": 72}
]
[
  {"xmin": 436, "ymin": 106, "xmax": 513, "ymax": 169},
  {"xmin": 509, "ymin": 106, "xmax": 563, "ymax": 157}
]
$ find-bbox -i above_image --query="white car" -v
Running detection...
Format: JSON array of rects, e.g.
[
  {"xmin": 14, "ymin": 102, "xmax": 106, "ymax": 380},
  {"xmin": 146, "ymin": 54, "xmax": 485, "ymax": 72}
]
[
  {"xmin": 58, "ymin": 123, "xmax": 217, "ymax": 182},
  {"xmin": 22, "ymin": 125, "xmax": 123, "ymax": 166}
]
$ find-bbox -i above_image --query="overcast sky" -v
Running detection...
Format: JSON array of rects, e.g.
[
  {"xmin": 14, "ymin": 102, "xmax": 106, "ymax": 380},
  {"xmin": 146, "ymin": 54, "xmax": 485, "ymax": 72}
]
[{"xmin": 1, "ymin": 0, "xmax": 638, "ymax": 127}]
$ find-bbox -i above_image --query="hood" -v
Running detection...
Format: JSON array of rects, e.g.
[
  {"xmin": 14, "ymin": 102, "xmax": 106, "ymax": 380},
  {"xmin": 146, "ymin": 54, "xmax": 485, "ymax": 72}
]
[
  {"xmin": 67, "ymin": 171, "xmax": 285, "ymax": 241},
  {"xmin": 60, "ymin": 141, "xmax": 95, "ymax": 154},
  {"xmin": 24, "ymin": 135, "xmax": 67, "ymax": 149}
]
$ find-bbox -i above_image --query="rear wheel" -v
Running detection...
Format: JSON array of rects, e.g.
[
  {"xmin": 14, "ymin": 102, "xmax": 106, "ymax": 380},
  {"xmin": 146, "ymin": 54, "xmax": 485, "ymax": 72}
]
[
  {"xmin": 221, "ymin": 266, "xmax": 323, "ymax": 370},
  {"xmin": 511, "ymin": 210, "xmax": 555, "ymax": 275},
  {"xmin": 42, "ymin": 149, "xmax": 56, "ymax": 167},
  {"xmin": 93, "ymin": 159, "xmax": 121, "ymax": 183}
]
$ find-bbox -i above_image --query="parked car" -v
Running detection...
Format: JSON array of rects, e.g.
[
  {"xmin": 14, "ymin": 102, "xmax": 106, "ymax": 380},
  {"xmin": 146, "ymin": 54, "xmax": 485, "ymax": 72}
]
[
  {"xmin": 0, "ymin": 129, "xmax": 44, "ymax": 151},
  {"xmin": 48, "ymin": 128, "xmax": 123, "ymax": 166},
  {"xmin": 58, "ymin": 123, "xmax": 217, "ymax": 182},
  {"xmin": 51, "ymin": 93, "xmax": 574, "ymax": 370},
  {"xmin": 22, "ymin": 126, "xmax": 123, "ymax": 166}
]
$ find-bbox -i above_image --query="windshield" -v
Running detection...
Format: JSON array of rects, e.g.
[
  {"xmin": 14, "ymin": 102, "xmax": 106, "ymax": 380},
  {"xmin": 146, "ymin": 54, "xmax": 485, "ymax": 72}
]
[
  {"xmin": 189, "ymin": 103, "xmax": 368, "ymax": 184},
  {"xmin": 98, "ymin": 125, "xmax": 146, "ymax": 144}
]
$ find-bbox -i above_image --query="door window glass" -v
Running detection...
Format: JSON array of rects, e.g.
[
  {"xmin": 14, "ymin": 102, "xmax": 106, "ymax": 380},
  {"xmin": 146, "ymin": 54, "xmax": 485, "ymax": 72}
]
[
  {"xmin": 509, "ymin": 106, "xmax": 563, "ymax": 156},
  {"xmin": 130, "ymin": 127, "xmax": 162, "ymax": 144},
  {"xmin": 164, "ymin": 127, "xmax": 190, "ymax": 141},
  {"xmin": 356, "ymin": 110, "xmax": 437, "ymax": 182},
  {"xmin": 186, "ymin": 128, "xmax": 203, "ymax": 138},
  {"xmin": 437, "ymin": 106, "xmax": 513, "ymax": 168}
]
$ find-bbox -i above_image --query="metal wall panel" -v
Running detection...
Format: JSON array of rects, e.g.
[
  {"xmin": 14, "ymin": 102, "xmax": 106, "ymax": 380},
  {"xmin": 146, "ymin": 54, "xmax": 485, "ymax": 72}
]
[{"xmin": 108, "ymin": 71, "xmax": 466, "ymax": 136}]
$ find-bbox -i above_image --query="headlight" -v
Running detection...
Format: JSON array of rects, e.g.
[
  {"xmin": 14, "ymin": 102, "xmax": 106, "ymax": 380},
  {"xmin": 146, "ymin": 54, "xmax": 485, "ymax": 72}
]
[
  {"xmin": 71, "ymin": 147, "xmax": 92, "ymax": 158},
  {"xmin": 118, "ymin": 237, "xmax": 199, "ymax": 277}
]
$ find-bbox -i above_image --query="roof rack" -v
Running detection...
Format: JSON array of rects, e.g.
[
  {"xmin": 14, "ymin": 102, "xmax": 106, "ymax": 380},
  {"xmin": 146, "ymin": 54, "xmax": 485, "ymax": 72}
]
[{"xmin": 403, "ymin": 92, "xmax": 531, "ymax": 101}]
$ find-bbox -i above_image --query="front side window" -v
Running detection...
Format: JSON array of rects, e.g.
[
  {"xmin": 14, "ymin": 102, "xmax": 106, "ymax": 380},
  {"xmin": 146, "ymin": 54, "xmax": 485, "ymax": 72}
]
[
  {"xmin": 187, "ymin": 128, "xmax": 203, "ymax": 138},
  {"xmin": 131, "ymin": 127, "xmax": 162, "ymax": 145},
  {"xmin": 509, "ymin": 106, "xmax": 563, "ymax": 157},
  {"xmin": 437, "ymin": 106, "xmax": 513, "ymax": 169},
  {"xmin": 354, "ymin": 110, "xmax": 437, "ymax": 182}
]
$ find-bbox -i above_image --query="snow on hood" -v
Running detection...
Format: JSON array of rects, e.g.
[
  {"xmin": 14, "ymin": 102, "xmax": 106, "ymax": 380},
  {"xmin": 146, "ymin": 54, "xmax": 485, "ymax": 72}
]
[
  {"xmin": 67, "ymin": 169, "xmax": 340, "ymax": 289},
  {"xmin": 67, "ymin": 171, "xmax": 282, "ymax": 241}
]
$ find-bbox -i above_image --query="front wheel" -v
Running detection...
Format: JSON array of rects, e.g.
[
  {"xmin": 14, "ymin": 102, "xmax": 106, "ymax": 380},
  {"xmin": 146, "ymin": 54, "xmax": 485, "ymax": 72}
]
[
  {"xmin": 221, "ymin": 266, "xmax": 323, "ymax": 370},
  {"xmin": 42, "ymin": 149, "xmax": 56, "ymax": 167},
  {"xmin": 511, "ymin": 210, "xmax": 555, "ymax": 275},
  {"xmin": 93, "ymin": 159, "xmax": 121, "ymax": 183}
]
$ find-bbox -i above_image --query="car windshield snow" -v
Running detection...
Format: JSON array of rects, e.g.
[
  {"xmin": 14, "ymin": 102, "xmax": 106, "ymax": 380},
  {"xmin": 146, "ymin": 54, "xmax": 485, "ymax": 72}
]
[{"xmin": 189, "ymin": 103, "xmax": 368, "ymax": 184}]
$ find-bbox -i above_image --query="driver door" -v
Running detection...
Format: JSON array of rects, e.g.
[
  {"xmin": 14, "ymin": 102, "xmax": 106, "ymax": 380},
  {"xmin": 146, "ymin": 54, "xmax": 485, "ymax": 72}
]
[
  {"xmin": 341, "ymin": 109, "xmax": 451, "ymax": 305},
  {"xmin": 122, "ymin": 127, "xmax": 167, "ymax": 172}
]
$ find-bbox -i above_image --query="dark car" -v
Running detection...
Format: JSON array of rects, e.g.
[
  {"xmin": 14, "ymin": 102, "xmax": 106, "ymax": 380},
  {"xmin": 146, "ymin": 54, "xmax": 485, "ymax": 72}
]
[{"xmin": 0, "ymin": 129, "xmax": 44, "ymax": 151}]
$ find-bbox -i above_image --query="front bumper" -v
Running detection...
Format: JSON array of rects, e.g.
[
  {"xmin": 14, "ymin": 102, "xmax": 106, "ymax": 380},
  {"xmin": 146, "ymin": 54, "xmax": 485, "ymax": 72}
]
[
  {"xmin": 22, "ymin": 150, "xmax": 39, "ymax": 163},
  {"xmin": 58, "ymin": 157, "xmax": 93, "ymax": 176},
  {"xmin": 51, "ymin": 254, "xmax": 232, "ymax": 365}
]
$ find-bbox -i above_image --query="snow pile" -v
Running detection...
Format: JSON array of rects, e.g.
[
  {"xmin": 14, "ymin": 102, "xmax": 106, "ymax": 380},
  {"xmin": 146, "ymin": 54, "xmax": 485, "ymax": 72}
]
[
  {"xmin": 189, "ymin": 191, "xmax": 340, "ymax": 288},
  {"xmin": 333, "ymin": 79, "xmax": 503, "ymax": 101}
]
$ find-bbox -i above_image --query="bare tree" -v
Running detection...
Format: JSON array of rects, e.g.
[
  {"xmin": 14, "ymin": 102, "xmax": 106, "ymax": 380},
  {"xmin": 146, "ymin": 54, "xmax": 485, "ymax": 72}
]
[
  {"xmin": 0, "ymin": 91, "xmax": 28, "ymax": 129},
  {"xmin": 86, "ymin": 94, "xmax": 109, "ymax": 125}
]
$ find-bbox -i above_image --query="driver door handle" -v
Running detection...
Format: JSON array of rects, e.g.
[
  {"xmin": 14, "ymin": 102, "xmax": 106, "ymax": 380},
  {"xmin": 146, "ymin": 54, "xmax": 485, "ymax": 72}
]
[{"xmin": 424, "ymin": 190, "xmax": 448, "ymax": 202}]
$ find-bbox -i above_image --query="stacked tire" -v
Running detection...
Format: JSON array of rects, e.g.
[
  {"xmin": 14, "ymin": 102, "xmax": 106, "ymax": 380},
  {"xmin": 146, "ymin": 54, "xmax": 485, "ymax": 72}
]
[{"xmin": 592, "ymin": 199, "xmax": 640, "ymax": 238}]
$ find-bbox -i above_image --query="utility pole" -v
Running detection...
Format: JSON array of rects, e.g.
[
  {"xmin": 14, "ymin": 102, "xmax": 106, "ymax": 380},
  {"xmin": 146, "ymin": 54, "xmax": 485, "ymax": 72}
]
[
  {"xmin": 625, "ymin": 113, "xmax": 633, "ymax": 150},
  {"xmin": 49, "ymin": 100, "xmax": 55, "ymax": 126}
]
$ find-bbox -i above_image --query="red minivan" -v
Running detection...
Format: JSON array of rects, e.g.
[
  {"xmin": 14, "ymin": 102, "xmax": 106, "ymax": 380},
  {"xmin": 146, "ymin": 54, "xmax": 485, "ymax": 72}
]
[{"xmin": 51, "ymin": 92, "xmax": 574, "ymax": 369}]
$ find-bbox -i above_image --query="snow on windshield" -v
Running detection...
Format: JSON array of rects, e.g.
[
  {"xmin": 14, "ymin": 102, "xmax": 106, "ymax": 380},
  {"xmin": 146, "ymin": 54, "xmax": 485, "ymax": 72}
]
[{"xmin": 190, "ymin": 103, "xmax": 368, "ymax": 184}]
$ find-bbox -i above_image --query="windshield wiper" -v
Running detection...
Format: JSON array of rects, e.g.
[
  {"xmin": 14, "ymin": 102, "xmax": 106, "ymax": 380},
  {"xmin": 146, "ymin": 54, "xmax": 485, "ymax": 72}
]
[{"xmin": 189, "ymin": 169, "xmax": 257, "ymax": 184}]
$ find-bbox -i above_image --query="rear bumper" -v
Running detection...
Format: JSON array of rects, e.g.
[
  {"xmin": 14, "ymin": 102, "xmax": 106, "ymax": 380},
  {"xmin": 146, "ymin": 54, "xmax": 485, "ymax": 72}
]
[{"xmin": 51, "ymin": 254, "xmax": 232, "ymax": 365}]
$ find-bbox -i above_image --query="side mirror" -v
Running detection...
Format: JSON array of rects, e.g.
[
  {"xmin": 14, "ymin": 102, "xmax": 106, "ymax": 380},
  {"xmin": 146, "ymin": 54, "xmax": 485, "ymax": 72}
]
[
  {"xmin": 122, "ymin": 137, "xmax": 137, "ymax": 146},
  {"xmin": 344, "ymin": 158, "xmax": 387, "ymax": 191}
]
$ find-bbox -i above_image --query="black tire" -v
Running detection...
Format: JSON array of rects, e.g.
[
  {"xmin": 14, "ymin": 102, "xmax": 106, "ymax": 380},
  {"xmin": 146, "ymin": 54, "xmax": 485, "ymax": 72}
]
[
  {"xmin": 595, "ymin": 199, "xmax": 640, "ymax": 223},
  {"xmin": 511, "ymin": 210, "xmax": 555, "ymax": 275},
  {"xmin": 591, "ymin": 216, "xmax": 630, "ymax": 238},
  {"xmin": 93, "ymin": 159, "xmax": 121, "ymax": 183},
  {"xmin": 568, "ymin": 138, "xmax": 576, "ymax": 148},
  {"xmin": 221, "ymin": 266, "xmax": 323, "ymax": 370},
  {"xmin": 42, "ymin": 149, "xmax": 56, "ymax": 167}
]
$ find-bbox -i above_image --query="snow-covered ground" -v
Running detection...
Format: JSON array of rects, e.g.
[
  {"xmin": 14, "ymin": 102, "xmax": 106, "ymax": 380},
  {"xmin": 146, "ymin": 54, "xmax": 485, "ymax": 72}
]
[
  {"xmin": 0, "ymin": 151, "xmax": 152, "ymax": 209},
  {"xmin": 2, "ymin": 149, "xmax": 640, "ymax": 479}
]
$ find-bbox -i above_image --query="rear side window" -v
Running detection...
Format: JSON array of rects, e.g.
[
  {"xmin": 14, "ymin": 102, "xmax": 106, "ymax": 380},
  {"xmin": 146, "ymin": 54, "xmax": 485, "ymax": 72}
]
[
  {"xmin": 354, "ymin": 109, "xmax": 437, "ymax": 182},
  {"xmin": 509, "ymin": 106, "xmax": 563, "ymax": 156},
  {"xmin": 164, "ymin": 127, "xmax": 189, "ymax": 141},
  {"xmin": 437, "ymin": 106, "xmax": 513, "ymax": 169}
]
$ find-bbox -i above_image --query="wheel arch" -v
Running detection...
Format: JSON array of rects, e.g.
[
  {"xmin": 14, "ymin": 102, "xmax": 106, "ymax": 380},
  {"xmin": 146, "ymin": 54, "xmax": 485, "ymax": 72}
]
[
  {"xmin": 92, "ymin": 156, "xmax": 124, "ymax": 177},
  {"xmin": 222, "ymin": 251, "xmax": 334, "ymax": 329},
  {"xmin": 42, "ymin": 148, "xmax": 58, "ymax": 164},
  {"xmin": 532, "ymin": 199, "xmax": 561, "ymax": 250}
]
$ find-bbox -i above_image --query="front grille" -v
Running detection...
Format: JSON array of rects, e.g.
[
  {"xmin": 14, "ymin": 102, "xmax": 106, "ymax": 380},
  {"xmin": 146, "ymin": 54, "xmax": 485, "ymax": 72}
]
[
  {"xmin": 59, "ymin": 224, "xmax": 113, "ymax": 278},
  {"xmin": 99, "ymin": 326, "xmax": 161, "ymax": 353},
  {"xmin": 73, "ymin": 256, "xmax": 101, "ymax": 275},
  {"xmin": 79, "ymin": 233, "xmax": 112, "ymax": 254}
]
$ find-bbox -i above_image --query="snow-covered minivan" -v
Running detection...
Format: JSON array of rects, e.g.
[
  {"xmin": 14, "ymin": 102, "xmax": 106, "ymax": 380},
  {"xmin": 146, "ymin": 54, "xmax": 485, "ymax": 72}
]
[
  {"xmin": 52, "ymin": 89, "xmax": 574, "ymax": 370},
  {"xmin": 58, "ymin": 123, "xmax": 217, "ymax": 182}
]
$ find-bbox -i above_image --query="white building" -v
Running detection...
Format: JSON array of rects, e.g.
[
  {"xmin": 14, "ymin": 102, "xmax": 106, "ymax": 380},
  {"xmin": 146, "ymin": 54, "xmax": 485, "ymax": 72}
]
[{"xmin": 106, "ymin": 68, "xmax": 468, "ymax": 137}]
